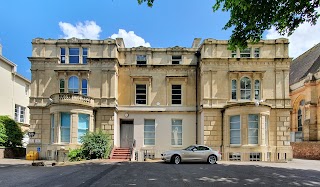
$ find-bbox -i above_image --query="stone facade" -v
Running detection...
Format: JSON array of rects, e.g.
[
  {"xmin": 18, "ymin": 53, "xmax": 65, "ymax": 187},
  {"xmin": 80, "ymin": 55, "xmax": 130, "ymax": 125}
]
[
  {"xmin": 289, "ymin": 43, "xmax": 320, "ymax": 142},
  {"xmin": 27, "ymin": 37, "xmax": 292, "ymax": 161}
]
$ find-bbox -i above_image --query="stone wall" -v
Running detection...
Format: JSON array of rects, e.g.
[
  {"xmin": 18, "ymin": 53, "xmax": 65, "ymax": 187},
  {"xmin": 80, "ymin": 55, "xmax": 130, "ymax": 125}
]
[
  {"xmin": 291, "ymin": 142, "xmax": 320, "ymax": 160},
  {"xmin": 0, "ymin": 147, "xmax": 26, "ymax": 158}
]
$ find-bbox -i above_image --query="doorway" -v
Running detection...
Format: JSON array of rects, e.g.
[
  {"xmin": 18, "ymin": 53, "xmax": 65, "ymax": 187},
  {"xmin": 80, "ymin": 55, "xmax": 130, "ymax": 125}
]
[{"xmin": 120, "ymin": 119, "xmax": 134, "ymax": 148}]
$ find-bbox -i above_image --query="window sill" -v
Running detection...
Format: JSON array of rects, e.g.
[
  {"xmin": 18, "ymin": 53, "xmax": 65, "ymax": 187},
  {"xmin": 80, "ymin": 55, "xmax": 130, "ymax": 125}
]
[{"xmin": 230, "ymin": 144, "xmax": 242, "ymax": 148}]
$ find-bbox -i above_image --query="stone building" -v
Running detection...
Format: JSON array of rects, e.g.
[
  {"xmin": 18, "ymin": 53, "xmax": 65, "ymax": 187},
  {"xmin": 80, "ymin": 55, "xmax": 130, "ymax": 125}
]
[
  {"xmin": 290, "ymin": 43, "xmax": 320, "ymax": 142},
  {"xmin": 27, "ymin": 37, "xmax": 292, "ymax": 161},
  {"xmin": 0, "ymin": 44, "xmax": 30, "ymax": 131}
]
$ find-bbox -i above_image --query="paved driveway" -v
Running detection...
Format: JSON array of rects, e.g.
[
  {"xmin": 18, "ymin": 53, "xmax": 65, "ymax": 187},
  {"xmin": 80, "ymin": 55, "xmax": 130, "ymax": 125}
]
[{"xmin": 0, "ymin": 159, "xmax": 319, "ymax": 186}]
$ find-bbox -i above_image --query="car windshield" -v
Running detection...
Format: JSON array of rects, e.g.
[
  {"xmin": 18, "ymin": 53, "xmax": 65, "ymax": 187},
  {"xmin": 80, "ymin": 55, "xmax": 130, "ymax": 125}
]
[{"xmin": 183, "ymin": 146, "xmax": 195, "ymax": 151}]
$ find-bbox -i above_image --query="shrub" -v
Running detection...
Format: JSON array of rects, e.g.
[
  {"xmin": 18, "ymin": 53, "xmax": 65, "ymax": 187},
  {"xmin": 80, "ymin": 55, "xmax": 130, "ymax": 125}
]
[
  {"xmin": 0, "ymin": 116, "xmax": 23, "ymax": 147},
  {"xmin": 80, "ymin": 130, "xmax": 112, "ymax": 159},
  {"xmin": 0, "ymin": 121, "xmax": 7, "ymax": 145},
  {"xmin": 68, "ymin": 148, "xmax": 85, "ymax": 162}
]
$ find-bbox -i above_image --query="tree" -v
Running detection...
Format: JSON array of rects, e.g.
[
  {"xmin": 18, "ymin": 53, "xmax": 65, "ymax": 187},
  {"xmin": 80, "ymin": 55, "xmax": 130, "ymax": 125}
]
[
  {"xmin": 0, "ymin": 116, "xmax": 23, "ymax": 147},
  {"xmin": 138, "ymin": 0, "xmax": 319, "ymax": 49}
]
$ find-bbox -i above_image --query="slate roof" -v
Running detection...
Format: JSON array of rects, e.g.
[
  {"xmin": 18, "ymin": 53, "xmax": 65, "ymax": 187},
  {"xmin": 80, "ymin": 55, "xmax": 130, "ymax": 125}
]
[{"xmin": 290, "ymin": 43, "xmax": 320, "ymax": 85}]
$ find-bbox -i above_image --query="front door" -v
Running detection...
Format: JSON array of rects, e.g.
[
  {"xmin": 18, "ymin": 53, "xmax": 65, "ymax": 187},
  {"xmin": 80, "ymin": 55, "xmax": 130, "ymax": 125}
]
[{"xmin": 120, "ymin": 119, "xmax": 134, "ymax": 148}]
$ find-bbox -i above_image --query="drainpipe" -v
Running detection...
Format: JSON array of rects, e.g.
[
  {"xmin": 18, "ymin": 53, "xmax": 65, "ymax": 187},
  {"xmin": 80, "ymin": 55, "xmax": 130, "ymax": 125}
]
[
  {"xmin": 221, "ymin": 109, "xmax": 225, "ymax": 157},
  {"xmin": 195, "ymin": 51, "xmax": 201, "ymax": 144}
]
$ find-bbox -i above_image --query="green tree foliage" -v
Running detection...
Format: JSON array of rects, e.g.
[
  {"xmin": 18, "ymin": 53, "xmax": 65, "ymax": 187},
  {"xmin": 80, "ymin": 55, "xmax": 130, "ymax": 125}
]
[
  {"xmin": 68, "ymin": 130, "xmax": 112, "ymax": 161},
  {"xmin": 0, "ymin": 116, "xmax": 23, "ymax": 147},
  {"xmin": 0, "ymin": 120, "xmax": 8, "ymax": 145},
  {"xmin": 138, "ymin": 0, "xmax": 319, "ymax": 49}
]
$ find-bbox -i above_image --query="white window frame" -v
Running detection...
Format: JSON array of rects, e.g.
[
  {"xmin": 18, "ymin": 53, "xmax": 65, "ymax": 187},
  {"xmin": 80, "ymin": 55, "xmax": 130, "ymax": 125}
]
[
  {"xmin": 136, "ymin": 55, "xmax": 147, "ymax": 65},
  {"xmin": 69, "ymin": 48, "xmax": 80, "ymax": 64},
  {"xmin": 254, "ymin": 80, "xmax": 260, "ymax": 100},
  {"xmin": 81, "ymin": 79, "xmax": 88, "ymax": 96},
  {"xmin": 171, "ymin": 84, "xmax": 182, "ymax": 105},
  {"xmin": 14, "ymin": 104, "xmax": 25, "ymax": 123},
  {"xmin": 78, "ymin": 113, "xmax": 89, "ymax": 143},
  {"xmin": 240, "ymin": 77, "xmax": 251, "ymax": 100},
  {"xmin": 230, "ymin": 115, "xmax": 241, "ymax": 145},
  {"xmin": 51, "ymin": 114, "xmax": 55, "ymax": 143},
  {"xmin": 135, "ymin": 84, "xmax": 147, "ymax": 105},
  {"xmin": 254, "ymin": 48, "xmax": 260, "ymax": 58},
  {"xmin": 144, "ymin": 119, "xmax": 155, "ymax": 146},
  {"xmin": 82, "ymin": 48, "xmax": 88, "ymax": 64},
  {"xmin": 60, "ymin": 48, "xmax": 66, "ymax": 63},
  {"xmin": 240, "ymin": 48, "xmax": 251, "ymax": 57},
  {"xmin": 171, "ymin": 119, "xmax": 183, "ymax": 146},
  {"xmin": 60, "ymin": 112, "xmax": 71, "ymax": 143},
  {"xmin": 59, "ymin": 79, "xmax": 65, "ymax": 93},
  {"xmin": 172, "ymin": 55, "xmax": 182, "ymax": 64},
  {"xmin": 231, "ymin": 79, "xmax": 237, "ymax": 100},
  {"xmin": 68, "ymin": 76, "xmax": 79, "ymax": 94},
  {"xmin": 231, "ymin": 50, "xmax": 237, "ymax": 58},
  {"xmin": 248, "ymin": 114, "xmax": 259, "ymax": 145}
]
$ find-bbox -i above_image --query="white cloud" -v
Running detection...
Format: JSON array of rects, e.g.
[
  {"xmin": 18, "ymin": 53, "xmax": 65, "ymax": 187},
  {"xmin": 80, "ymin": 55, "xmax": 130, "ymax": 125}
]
[
  {"xmin": 265, "ymin": 20, "xmax": 320, "ymax": 58},
  {"xmin": 110, "ymin": 29, "xmax": 151, "ymax": 48},
  {"xmin": 59, "ymin": 21, "xmax": 102, "ymax": 39}
]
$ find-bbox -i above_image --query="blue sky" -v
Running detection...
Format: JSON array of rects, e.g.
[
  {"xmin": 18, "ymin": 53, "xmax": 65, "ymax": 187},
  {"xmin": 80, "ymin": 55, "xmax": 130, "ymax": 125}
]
[{"xmin": 1, "ymin": 0, "xmax": 319, "ymax": 80}]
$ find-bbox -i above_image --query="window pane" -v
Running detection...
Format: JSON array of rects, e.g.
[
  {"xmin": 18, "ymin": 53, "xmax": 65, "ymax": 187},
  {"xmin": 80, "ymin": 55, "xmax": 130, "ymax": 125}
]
[
  {"xmin": 68, "ymin": 76, "xmax": 79, "ymax": 93},
  {"xmin": 61, "ymin": 112, "xmax": 70, "ymax": 143},
  {"xmin": 172, "ymin": 100, "xmax": 181, "ymax": 104},
  {"xmin": 230, "ymin": 115, "xmax": 240, "ymax": 123},
  {"xmin": 83, "ymin": 48, "xmax": 88, "ymax": 55},
  {"xmin": 172, "ymin": 85, "xmax": 181, "ymax": 89},
  {"xmin": 69, "ymin": 56, "xmax": 79, "ymax": 64},
  {"xmin": 61, "ymin": 113, "xmax": 70, "ymax": 127},
  {"xmin": 248, "ymin": 114, "xmax": 258, "ymax": 144},
  {"xmin": 69, "ymin": 48, "xmax": 79, "ymax": 55},
  {"xmin": 230, "ymin": 137, "xmax": 240, "ymax": 144},
  {"xmin": 172, "ymin": 119, "xmax": 182, "ymax": 145},
  {"xmin": 61, "ymin": 48, "xmax": 65, "ymax": 55},
  {"xmin": 144, "ymin": 119, "xmax": 155, "ymax": 145},
  {"xmin": 230, "ymin": 115, "xmax": 241, "ymax": 144},
  {"xmin": 230, "ymin": 130, "xmax": 240, "ymax": 137},
  {"xmin": 51, "ymin": 114, "xmax": 54, "ymax": 143},
  {"xmin": 78, "ymin": 114, "xmax": 89, "ymax": 142}
]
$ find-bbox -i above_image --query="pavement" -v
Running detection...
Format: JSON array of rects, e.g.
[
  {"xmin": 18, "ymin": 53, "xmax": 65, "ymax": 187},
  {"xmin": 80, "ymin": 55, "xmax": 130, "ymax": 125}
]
[{"xmin": 0, "ymin": 158, "xmax": 320, "ymax": 171}]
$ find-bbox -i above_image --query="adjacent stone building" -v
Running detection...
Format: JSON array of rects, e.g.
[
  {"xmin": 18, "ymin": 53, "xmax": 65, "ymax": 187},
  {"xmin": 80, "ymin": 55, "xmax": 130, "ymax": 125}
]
[
  {"xmin": 290, "ymin": 43, "xmax": 320, "ymax": 142},
  {"xmin": 27, "ymin": 37, "xmax": 292, "ymax": 161}
]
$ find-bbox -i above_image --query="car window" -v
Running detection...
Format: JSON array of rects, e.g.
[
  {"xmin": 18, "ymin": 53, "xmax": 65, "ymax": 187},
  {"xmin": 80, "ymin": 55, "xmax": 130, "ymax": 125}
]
[
  {"xmin": 183, "ymin": 146, "xmax": 195, "ymax": 151},
  {"xmin": 197, "ymin": 146, "xmax": 209, "ymax": 151}
]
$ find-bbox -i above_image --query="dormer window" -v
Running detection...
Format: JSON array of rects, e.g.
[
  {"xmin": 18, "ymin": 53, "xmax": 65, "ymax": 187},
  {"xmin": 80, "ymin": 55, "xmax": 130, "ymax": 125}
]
[
  {"xmin": 240, "ymin": 48, "xmax": 251, "ymax": 58},
  {"xmin": 231, "ymin": 50, "xmax": 237, "ymax": 58},
  {"xmin": 172, "ymin": 55, "xmax": 182, "ymax": 64},
  {"xmin": 60, "ymin": 47, "xmax": 88, "ymax": 64},
  {"xmin": 137, "ymin": 55, "xmax": 147, "ymax": 65},
  {"xmin": 254, "ymin": 48, "xmax": 260, "ymax": 58},
  {"xmin": 69, "ymin": 48, "xmax": 80, "ymax": 64},
  {"xmin": 61, "ymin": 48, "xmax": 66, "ymax": 63}
]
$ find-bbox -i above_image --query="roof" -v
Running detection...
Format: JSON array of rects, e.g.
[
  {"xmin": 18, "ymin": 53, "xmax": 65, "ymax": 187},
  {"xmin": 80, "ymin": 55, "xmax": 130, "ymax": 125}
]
[
  {"xmin": 0, "ymin": 55, "xmax": 31, "ymax": 83},
  {"xmin": 290, "ymin": 43, "xmax": 320, "ymax": 85}
]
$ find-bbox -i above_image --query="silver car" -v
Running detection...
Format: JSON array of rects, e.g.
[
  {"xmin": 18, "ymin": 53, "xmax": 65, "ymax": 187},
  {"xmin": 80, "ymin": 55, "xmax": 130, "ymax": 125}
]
[{"xmin": 161, "ymin": 145, "xmax": 222, "ymax": 164}]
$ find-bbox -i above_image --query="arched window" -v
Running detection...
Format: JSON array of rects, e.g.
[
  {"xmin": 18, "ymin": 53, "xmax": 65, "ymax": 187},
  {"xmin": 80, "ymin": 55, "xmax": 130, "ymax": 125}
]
[
  {"xmin": 254, "ymin": 80, "xmax": 260, "ymax": 100},
  {"xmin": 231, "ymin": 80, "xmax": 237, "ymax": 100},
  {"xmin": 68, "ymin": 76, "xmax": 79, "ymax": 94},
  {"xmin": 298, "ymin": 109, "xmax": 302, "ymax": 131},
  {"xmin": 82, "ymin": 79, "xmax": 88, "ymax": 96},
  {"xmin": 240, "ymin": 77, "xmax": 251, "ymax": 100}
]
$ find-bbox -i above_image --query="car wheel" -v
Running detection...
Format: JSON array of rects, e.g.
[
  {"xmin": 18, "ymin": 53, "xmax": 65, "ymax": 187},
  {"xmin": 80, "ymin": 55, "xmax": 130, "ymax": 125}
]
[
  {"xmin": 172, "ymin": 155, "xmax": 181, "ymax": 164},
  {"xmin": 208, "ymin": 155, "xmax": 217, "ymax": 164}
]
